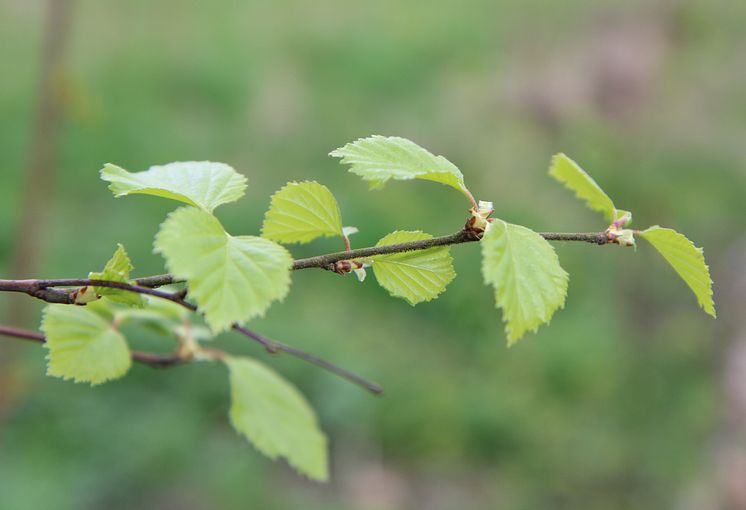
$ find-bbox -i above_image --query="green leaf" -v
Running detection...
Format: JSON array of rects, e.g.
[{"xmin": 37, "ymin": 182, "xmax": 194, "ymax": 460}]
[
  {"xmin": 330, "ymin": 135, "xmax": 470, "ymax": 199},
  {"xmin": 262, "ymin": 181, "xmax": 343, "ymax": 244},
  {"xmin": 101, "ymin": 161, "xmax": 248, "ymax": 212},
  {"xmin": 549, "ymin": 153, "xmax": 624, "ymax": 223},
  {"xmin": 481, "ymin": 220, "xmax": 569, "ymax": 345},
  {"xmin": 371, "ymin": 231, "xmax": 456, "ymax": 305},
  {"xmin": 41, "ymin": 304, "xmax": 131, "ymax": 385},
  {"xmin": 88, "ymin": 244, "xmax": 144, "ymax": 307},
  {"xmin": 225, "ymin": 356, "xmax": 328, "ymax": 481},
  {"xmin": 154, "ymin": 207, "xmax": 293, "ymax": 332},
  {"xmin": 639, "ymin": 226, "xmax": 716, "ymax": 317}
]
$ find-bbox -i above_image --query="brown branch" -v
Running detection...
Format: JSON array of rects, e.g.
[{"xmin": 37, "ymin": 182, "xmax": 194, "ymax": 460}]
[
  {"xmin": 43, "ymin": 229, "xmax": 606, "ymax": 287},
  {"xmin": 0, "ymin": 229, "xmax": 609, "ymax": 297},
  {"xmin": 233, "ymin": 325, "xmax": 383, "ymax": 395},
  {"xmin": 0, "ymin": 325, "xmax": 185, "ymax": 368},
  {"xmin": 0, "ymin": 282, "xmax": 381, "ymax": 393},
  {"xmin": 129, "ymin": 351, "xmax": 186, "ymax": 367},
  {"xmin": 539, "ymin": 232, "xmax": 609, "ymax": 243},
  {"xmin": 0, "ymin": 279, "xmax": 196, "ymax": 308},
  {"xmin": 0, "ymin": 320, "xmax": 379, "ymax": 392},
  {"xmin": 0, "ymin": 227, "xmax": 607, "ymax": 394},
  {"xmin": 293, "ymin": 230, "xmax": 608, "ymax": 270},
  {"xmin": 292, "ymin": 229, "xmax": 476, "ymax": 270},
  {"xmin": 9, "ymin": 0, "xmax": 74, "ymax": 324},
  {"xmin": 135, "ymin": 274, "xmax": 185, "ymax": 288}
]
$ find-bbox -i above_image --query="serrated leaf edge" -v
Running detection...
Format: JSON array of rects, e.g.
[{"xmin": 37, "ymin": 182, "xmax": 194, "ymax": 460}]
[
  {"xmin": 639, "ymin": 225, "xmax": 716, "ymax": 318},
  {"xmin": 261, "ymin": 180, "xmax": 344, "ymax": 244}
]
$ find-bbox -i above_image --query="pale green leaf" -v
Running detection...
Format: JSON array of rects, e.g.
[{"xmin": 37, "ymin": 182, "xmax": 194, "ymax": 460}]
[
  {"xmin": 90, "ymin": 244, "xmax": 133, "ymax": 281},
  {"xmin": 330, "ymin": 135, "xmax": 470, "ymax": 198},
  {"xmin": 41, "ymin": 304, "xmax": 131, "ymax": 385},
  {"xmin": 371, "ymin": 231, "xmax": 455, "ymax": 305},
  {"xmin": 481, "ymin": 220, "xmax": 569, "ymax": 345},
  {"xmin": 101, "ymin": 161, "xmax": 248, "ymax": 212},
  {"xmin": 549, "ymin": 153, "xmax": 624, "ymax": 223},
  {"xmin": 262, "ymin": 181, "xmax": 343, "ymax": 244},
  {"xmin": 154, "ymin": 207, "xmax": 292, "ymax": 332},
  {"xmin": 639, "ymin": 226, "xmax": 716, "ymax": 317},
  {"xmin": 88, "ymin": 243, "xmax": 144, "ymax": 307},
  {"xmin": 71, "ymin": 285, "xmax": 99, "ymax": 305},
  {"xmin": 225, "ymin": 356, "xmax": 328, "ymax": 481}
]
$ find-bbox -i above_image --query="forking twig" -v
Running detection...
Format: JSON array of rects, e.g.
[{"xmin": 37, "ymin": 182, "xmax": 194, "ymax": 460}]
[{"xmin": 0, "ymin": 227, "xmax": 609, "ymax": 395}]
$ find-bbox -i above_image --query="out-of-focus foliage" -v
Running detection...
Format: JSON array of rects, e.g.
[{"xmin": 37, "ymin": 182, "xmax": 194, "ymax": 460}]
[{"xmin": 0, "ymin": 0, "xmax": 743, "ymax": 509}]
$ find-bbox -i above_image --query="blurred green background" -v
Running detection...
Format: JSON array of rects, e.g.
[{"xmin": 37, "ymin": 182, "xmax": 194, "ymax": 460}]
[{"xmin": 1, "ymin": 1, "xmax": 744, "ymax": 509}]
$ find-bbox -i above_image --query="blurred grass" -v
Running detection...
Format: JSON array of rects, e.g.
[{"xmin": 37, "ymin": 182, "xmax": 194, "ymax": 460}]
[{"xmin": 1, "ymin": 0, "xmax": 744, "ymax": 509}]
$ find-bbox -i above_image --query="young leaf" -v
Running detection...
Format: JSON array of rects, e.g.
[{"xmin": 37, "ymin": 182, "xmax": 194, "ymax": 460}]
[
  {"xmin": 371, "ymin": 231, "xmax": 455, "ymax": 305},
  {"xmin": 549, "ymin": 153, "xmax": 622, "ymax": 223},
  {"xmin": 481, "ymin": 220, "xmax": 569, "ymax": 345},
  {"xmin": 41, "ymin": 304, "xmax": 131, "ymax": 385},
  {"xmin": 262, "ymin": 181, "xmax": 343, "ymax": 244},
  {"xmin": 342, "ymin": 226, "xmax": 359, "ymax": 237},
  {"xmin": 154, "ymin": 207, "xmax": 293, "ymax": 332},
  {"xmin": 639, "ymin": 226, "xmax": 716, "ymax": 317},
  {"xmin": 330, "ymin": 135, "xmax": 471, "ymax": 199},
  {"xmin": 88, "ymin": 244, "xmax": 144, "ymax": 307},
  {"xmin": 225, "ymin": 356, "xmax": 328, "ymax": 481},
  {"xmin": 101, "ymin": 161, "xmax": 248, "ymax": 212}
]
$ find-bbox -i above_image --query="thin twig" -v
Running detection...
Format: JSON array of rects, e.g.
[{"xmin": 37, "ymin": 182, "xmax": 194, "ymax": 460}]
[
  {"xmin": 0, "ymin": 321, "xmax": 379, "ymax": 392},
  {"xmin": 538, "ymin": 232, "xmax": 609, "ymax": 243},
  {"xmin": 0, "ymin": 283, "xmax": 381, "ymax": 393},
  {"xmin": 135, "ymin": 274, "xmax": 185, "ymax": 288},
  {"xmin": 292, "ymin": 230, "xmax": 476, "ymax": 270},
  {"xmin": 0, "ymin": 279, "xmax": 197, "ymax": 307},
  {"xmin": 0, "ymin": 325, "xmax": 185, "ymax": 368},
  {"xmin": 0, "ymin": 229, "xmax": 607, "ymax": 293},
  {"xmin": 0, "ymin": 228, "xmax": 607, "ymax": 393},
  {"xmin": 233, "ymin": 325, "xmax": 383, "ymax": 395},
  {"xmin": 294, "ymin": 230, "xmax": 608, "ymax": 269}
]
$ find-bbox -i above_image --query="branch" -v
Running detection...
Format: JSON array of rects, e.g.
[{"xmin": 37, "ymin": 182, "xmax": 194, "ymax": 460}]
[
  {"xmin": 0, "ymin": 325, "xmax": 185, "ymax": 368},
  {"xmin": 0, "ymin": 320, "xmax": 380, "ymax": 393},
  {"xmin": 0, "ymin": 279, "xmax": 196, "ymax": 307},
  {"xmin": 233, "ymin": 325, "xmax": 383, "ymax": 394},
  {"xmin": 135, "ymin": 274, "xmax": 185, "ymax": 287},
  {"xmin": 292, "ymin": 229, "xmax": 608, "ymax": 270},
  {"xmin": 293, "ymin": 229, "xmax": 475, "ymax": 270},
  {"xmin": 0, "ymin": 228, "xmax": 605, "ymax": 394},
  {"xmin": 0, "ymin": 281, "xmax": 381, "ymax": 393},
  {"xmin": 0, "ymin": 229, "xmax": 608, "ymax": 298}
]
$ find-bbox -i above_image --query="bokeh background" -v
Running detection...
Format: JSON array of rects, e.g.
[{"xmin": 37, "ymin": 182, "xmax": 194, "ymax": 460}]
[{"xmin": 1, "ymin": 1, "xmax": 744, "ymax": 509}]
